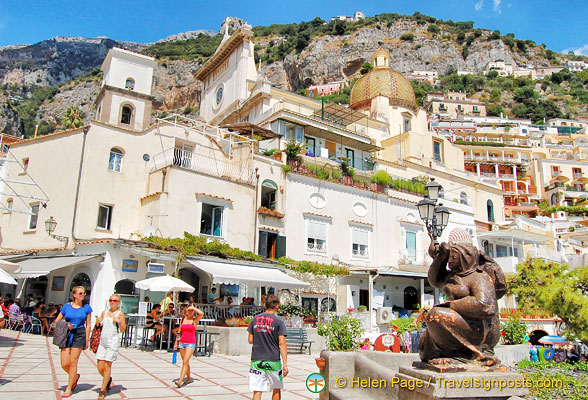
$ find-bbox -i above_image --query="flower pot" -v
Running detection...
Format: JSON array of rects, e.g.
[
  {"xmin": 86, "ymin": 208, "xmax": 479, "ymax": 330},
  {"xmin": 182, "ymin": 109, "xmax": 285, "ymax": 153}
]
[
  {"xmin": 315, "ymin": 357, "xmax": 326, "ymax": 370},
  {"xmin": 273, "ymin": 153, "xmax": 282, "ymax": 161}
]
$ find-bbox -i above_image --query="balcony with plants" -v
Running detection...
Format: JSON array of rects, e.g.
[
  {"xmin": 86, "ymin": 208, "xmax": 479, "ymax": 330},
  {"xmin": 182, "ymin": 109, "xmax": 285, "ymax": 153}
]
[{"xmin": 282, "ymin": 141, "xmax": 429, "ymax": 197}]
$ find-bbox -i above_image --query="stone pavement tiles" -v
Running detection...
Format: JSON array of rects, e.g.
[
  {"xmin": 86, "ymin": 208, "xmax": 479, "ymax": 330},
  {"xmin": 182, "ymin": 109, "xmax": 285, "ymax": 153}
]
[{"xmin": 0, "ymin": 330, "xmax": 319, "ymax": 400}]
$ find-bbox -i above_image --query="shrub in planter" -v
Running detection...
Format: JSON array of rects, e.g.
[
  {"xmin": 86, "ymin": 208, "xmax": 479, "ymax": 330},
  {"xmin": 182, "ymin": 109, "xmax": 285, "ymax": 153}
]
[
  {"xmin": 371, "ymin": 170, "xmax": 392, "ymax": 186},
  {"xmin": 357, "ymin": 305, "xmax": 367, "ymax": 312},
  {"xmin": 500, "ymin": 312, "xmax": 528, "ymax": 344},
  {"xmin": 390, "ymin": 317, "xmax": 422, "ymax": 335},
  {"xmin": 262, "ymin": 148, "xmax": 279, "ymax": 157},
  {"xmin": 332, "ymin": 169, "xmax": 341, "ymax": 179},
  {"xmin": 281, "ymin": 164, "xmax": 291, "ymax": 173},
  {"xmin": 307, "ymin": 163, "xmax": 318, "ymax": 173},
  {"xmin": 316, "ymin": 168, "xmax": 330, "ymax": 180},
  {"xmin": 317, "ymin": 313, "xmax": 365, "ymax": 351},
  {"xmin": 284, "ymin": 141, "xmax": 304, "ymax": 162}
]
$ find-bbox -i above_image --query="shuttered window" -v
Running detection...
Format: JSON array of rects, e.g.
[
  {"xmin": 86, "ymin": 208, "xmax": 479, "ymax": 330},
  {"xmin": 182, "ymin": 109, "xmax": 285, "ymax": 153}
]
[
  {"xmin": 351, "ymin": 227, "xmax": 369, "ymax": 258},
  {"xmin": 306, "ymin": 219, "xmax": 327, "ymax": 253}
]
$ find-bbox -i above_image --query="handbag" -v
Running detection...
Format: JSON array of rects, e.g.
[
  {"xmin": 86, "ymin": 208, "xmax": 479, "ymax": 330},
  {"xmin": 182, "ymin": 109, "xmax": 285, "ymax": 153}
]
[
  {"xmin": 90, "ymin": 323, "xmax": 102, "ymax": 353},
  {"xmin": 52, "ymin": 320, "xmax": 69, "ymax": 348}
]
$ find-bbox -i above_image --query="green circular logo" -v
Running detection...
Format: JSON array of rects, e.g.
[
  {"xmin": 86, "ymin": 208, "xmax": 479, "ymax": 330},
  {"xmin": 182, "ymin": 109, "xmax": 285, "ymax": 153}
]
[{"xmin": 306, "ymin": 373, "xmax": 326, "ymax": 393}]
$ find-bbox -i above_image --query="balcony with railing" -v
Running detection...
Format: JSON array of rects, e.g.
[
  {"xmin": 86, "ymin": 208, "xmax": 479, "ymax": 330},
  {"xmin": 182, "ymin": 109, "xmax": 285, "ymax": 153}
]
[
  {"xmin": 574, "ymin": 172, "xmax": 584, "ymax": 179},
  {"xmin": 150, "ymin": 147, "xmax": 255, "ymax": 185}
]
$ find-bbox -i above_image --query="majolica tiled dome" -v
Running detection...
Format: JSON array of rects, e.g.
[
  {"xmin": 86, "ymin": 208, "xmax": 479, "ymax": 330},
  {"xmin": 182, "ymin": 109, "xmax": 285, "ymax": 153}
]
[{"xmin": 349, "ymin": 50, "xmax": 418, "ymax": 112}]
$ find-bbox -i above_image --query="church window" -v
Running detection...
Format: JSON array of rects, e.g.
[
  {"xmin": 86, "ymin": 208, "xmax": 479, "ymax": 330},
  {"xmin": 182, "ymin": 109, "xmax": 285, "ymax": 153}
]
[
  {"xmin": 120, "ymin": 105, "xmax": 133, "ymax": 125},
  {"xmin": 125, "ymin": 78, "xmax": 135, "ymax": 90},
  {"xmin": 108, "ymin": 148, "xmax": 123, "ymax": 172}
]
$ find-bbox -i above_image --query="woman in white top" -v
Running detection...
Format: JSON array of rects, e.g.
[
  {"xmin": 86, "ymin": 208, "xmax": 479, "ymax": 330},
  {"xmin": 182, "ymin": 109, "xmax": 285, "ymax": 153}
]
[{"xmin": 95, "ymin": 294, "xmax": 126, "ymax": 400}]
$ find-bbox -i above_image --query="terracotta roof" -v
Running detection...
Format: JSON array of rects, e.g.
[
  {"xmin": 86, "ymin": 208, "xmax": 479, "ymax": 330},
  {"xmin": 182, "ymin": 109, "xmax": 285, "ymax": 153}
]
[
  {"xmin": 9, "ymin": 126, "xmax": 88, "ymax": 147},
  {"xmin": 259, "ymin": 227, "xmax": 279, "ymax": 233},
  {"xmin": 140, "ymin": 192, "xmax": 163, "ymax": 202},
  {"xmin": 0, "ymin": 239, "xmax": 115, "ymax": 254},
  {"xmin": 303, "ymin": 212, "xmax": 332, "ymax": 219},
  {"xmin": 195, "ymin": 193, "xmax": 233, "ymax": 202},
  {"xmin": 348, "ymin": 220, "xmax": 373, "ymax": 227}
]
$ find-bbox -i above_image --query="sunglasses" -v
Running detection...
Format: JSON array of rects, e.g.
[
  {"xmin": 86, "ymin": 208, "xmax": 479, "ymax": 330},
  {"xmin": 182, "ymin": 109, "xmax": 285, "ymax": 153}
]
[
  {"xmin": 77, "ymin": 293, "xmax": 86, "ymax": 296},
  {"xmin": 109, "ymin": 299, "xmax": 119, "ymax": 303}
]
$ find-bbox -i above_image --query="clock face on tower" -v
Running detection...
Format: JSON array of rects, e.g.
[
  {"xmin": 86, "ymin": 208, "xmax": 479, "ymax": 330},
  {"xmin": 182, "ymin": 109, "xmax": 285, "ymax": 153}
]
[{"xmin": 215, "ymin": 86, "xmax": 223, "ymax": 105}]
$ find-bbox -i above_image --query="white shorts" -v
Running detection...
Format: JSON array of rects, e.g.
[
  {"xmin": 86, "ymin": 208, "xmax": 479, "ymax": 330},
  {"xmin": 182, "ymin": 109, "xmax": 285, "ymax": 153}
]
[{"xmin": 249, "ymin": 360, "xmax": 284, "ymax": 392}]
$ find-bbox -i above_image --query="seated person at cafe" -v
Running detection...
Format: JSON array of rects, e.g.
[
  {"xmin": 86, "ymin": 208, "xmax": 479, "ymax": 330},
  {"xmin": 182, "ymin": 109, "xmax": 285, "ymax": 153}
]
[
  {"xmin": 227, "ymin": 297, "xmax": 236, "ymax": 316},
  {"xmin": 33, "ymin": 301, "xmax": 50, "ymax": 334},
  {"xmin": 216, "ymin": 296, "xmax": 225, "ymax": 305},
  {"xmin": 160, "ymin": 292, "xmax": 173, "ymax": 311},
  {"xmin": 146, "ymin": 304, "xmax": 167, "ymax": 342},
  {"xmin": 240, "ymin": 297, "xmax": 248, "ymax": 306},
  {"xmin": 208, "ymin": 288, "xmax": 217, "ymax": 304},
  {"xmin": 164, "ymin": 303, "xmax": 177, "ymax": 317}
]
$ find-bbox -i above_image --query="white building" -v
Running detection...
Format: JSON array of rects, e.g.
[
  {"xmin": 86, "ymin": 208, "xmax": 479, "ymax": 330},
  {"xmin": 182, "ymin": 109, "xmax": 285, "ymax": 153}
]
[
  {"xmin": 564, "ymin": 60, "xmax": 587, "ymax": 72},
  {"xmin": 484, "ymin": 60, "xmax": 514, "ymax": 76}
]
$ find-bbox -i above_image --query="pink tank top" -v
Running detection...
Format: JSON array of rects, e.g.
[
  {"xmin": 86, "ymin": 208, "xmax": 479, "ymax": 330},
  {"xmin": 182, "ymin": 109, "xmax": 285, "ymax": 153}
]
[{"xmin": 179, "ymin": 323, "xmax": 196, "ymax": 344}]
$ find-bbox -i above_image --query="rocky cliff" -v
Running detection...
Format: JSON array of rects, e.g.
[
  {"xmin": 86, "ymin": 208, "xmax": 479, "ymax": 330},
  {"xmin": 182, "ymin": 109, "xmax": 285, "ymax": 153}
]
[{"xmin": 0, "ymin": 16, "xmax": 575, "ymax": 137}]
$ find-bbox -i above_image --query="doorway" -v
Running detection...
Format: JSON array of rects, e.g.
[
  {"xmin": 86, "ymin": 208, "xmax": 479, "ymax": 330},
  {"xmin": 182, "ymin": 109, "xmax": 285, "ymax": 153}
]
[
  {"xmin": 359, "ymin": 289, "xmax": 369, "ymax": 308},
  {"xmin": 258, "ymin": 230, "xmax": 278, "ymax": 259},
  {"xmin": 325, "ymin": 140, "xmax": 336, "ymax": 158}
]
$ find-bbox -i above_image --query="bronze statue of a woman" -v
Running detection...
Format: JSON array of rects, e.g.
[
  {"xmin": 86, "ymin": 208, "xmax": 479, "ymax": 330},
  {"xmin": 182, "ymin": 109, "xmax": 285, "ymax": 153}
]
[{"xmin": 418, "ymin": 234, "xmax": 507, "ymax": 367}]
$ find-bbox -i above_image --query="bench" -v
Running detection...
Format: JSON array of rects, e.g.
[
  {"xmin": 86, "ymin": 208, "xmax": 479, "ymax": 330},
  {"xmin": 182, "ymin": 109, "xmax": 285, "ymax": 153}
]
[{"xmin": 285, "ymin": 328, "xmax": 313, "ymax": 354}]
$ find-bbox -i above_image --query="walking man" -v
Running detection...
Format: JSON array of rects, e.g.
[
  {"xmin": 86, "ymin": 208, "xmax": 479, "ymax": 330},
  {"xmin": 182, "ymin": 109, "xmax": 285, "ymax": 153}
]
[{"xmin": 247, "ymin": 295, "xmax": 288, "ymax": 400}]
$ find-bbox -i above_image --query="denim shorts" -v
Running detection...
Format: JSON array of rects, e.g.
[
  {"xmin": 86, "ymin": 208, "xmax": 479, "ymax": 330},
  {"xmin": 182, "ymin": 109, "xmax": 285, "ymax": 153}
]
[{"xmin": 178, "ymin": 342, "xmax": 196, "ymax": 350}]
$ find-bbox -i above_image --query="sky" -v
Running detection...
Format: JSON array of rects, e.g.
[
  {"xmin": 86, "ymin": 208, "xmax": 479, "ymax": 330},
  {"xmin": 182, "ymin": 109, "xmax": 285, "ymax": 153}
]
[{"xmin": 0, "ymin": 0, "xmax": 586, "ymax": 55}]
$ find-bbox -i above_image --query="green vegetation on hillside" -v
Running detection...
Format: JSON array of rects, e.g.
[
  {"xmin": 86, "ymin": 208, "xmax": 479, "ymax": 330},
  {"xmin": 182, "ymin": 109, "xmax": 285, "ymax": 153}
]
[
  {"xmin": 144, "ymin": 34, "xmax": 223, "ymax": 61},
  {"xmin": 411, "ymin": 68, "xmax": 588, "ymax": 123}
]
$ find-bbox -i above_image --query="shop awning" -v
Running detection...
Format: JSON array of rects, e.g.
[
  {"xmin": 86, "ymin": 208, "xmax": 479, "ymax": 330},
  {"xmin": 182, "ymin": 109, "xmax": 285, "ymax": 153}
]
[
  {"xmin": 12, "ymin": 255, "xmax": 100, "ymax": 279},
  {"xmin": 186, "ymin": 259, "xmax": 310, "ymax": 289},
  {"xmin": 478, "ymin": 229, "xmax": 553, "ymax": 244}
]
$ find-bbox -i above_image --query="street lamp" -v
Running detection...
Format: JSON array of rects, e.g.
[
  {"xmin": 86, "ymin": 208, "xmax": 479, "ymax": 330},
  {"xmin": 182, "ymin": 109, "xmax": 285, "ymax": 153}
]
[
  {"xmin": 417, "ymin": 179, "xmax": 451, "ymax": 244},
  {"xmin": 45, "ymin": 216, "xmax": 69, "ymax": 248}
]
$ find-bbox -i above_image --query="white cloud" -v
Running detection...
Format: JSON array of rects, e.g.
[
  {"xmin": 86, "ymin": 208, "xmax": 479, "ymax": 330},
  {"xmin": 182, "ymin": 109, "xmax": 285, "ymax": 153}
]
[
  {"xmin": 562, "ymin": 44, "xmax": 588, "ymax": 56},
  {"xmin": 493, "ymin": 0, "xmax": 502, "ymax": 13},
  {"xmin": 475, "ymin": 0, "xmax": 484, "ymax": 11}
]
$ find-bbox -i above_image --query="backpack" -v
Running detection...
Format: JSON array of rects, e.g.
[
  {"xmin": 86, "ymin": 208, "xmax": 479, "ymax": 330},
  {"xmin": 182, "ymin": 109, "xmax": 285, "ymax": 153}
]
[{"xmin": 53, "ymin": 320, "xmax": 69, "ymax": 348}]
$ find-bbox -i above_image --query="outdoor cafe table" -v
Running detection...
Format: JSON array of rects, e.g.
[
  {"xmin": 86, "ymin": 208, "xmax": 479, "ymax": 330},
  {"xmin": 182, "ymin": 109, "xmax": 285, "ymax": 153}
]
[{"xmin": 161, "ymin": 316, "xmax": 181, "ymax": 351}]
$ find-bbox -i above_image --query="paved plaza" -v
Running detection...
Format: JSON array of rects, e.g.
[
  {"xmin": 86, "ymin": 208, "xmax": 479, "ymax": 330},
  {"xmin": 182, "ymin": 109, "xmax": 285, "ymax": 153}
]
[{"xmin": 0, "ymin": 330, "xmax": 320, "ymax": 400}]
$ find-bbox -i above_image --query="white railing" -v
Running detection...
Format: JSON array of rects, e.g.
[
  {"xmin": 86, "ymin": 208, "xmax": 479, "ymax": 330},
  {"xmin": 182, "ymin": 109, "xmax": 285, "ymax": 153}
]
[
  {"xmin": 307, "ymin": 241, "xmax": 327, "ymax": 254},
  {"xmin": 151, "ymin": 147, "xmax": 255, "ymax": 185},
  {"xmin": 574, "ymin": 173, "xmax": 584, "ymax": 178},
  {"xmin": 529, "ymin": 248, "xmax": 564, "ymax": 263},
  {"xmin": 499, "ymin": 174, "xmax": 515, "ymax": 180},
  {"xmin": 398, "ymin": 250, "xmax": 431, "ymax": 266}
]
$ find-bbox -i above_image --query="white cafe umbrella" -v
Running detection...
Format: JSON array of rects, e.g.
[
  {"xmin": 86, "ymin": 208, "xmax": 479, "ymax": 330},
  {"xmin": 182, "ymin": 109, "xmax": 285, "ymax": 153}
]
[
  {"xmin": 0, "ymin": 260, "xmax": 20, "ymax": 274},
  {"xmin": 0, "ymin": 268, "xmax": 18, "ymax": 285},
  {"xmin": 134, "ymin": 275, "xmax": 195, "ymax": 293}
]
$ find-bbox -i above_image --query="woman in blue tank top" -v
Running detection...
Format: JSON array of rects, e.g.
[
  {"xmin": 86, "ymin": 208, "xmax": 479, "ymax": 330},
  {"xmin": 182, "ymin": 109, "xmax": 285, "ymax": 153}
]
[{"xmin": 54, "ymin": 286, "xmax": 92, "ymax": 397}]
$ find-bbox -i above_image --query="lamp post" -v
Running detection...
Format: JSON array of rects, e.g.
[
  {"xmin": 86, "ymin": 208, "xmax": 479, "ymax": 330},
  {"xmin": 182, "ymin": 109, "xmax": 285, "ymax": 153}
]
[
  {"xmin": 45, "ymin": 216, "xmax": 69, "ymax": 248},
  {"xmin": 417, "ymin": 178, "xmax": 451, "ymax": 244}
]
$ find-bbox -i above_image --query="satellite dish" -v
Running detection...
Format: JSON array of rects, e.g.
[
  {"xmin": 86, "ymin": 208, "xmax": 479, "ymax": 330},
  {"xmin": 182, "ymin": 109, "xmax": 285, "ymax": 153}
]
[{"xmin": 141, "ymin": 225, "xmax": 156, "ymax": 237}]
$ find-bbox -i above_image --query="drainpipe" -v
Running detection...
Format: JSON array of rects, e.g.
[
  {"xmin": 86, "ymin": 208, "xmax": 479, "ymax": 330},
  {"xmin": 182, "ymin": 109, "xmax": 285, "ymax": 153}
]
[
  {"xmin": 368, "ymin": 270, "xmax": 379, "ymax": 333},
  {"xmin": 71, "ymin": 127, "xmax": 89, "ymax": 243},
  {"xmin": 252, "ymin": 168, "xmax": 260, "ymax": 254}
]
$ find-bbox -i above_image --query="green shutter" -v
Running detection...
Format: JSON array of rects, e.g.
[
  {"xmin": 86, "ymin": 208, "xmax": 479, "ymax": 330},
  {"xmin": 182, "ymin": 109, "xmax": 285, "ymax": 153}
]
[
  {"xmin": 275, "ymin": 235, "xmax": 287, "ymax": 259},
  {"xmin": 258, "ymin": 231, "xmax": 269, "ymax": 258}
]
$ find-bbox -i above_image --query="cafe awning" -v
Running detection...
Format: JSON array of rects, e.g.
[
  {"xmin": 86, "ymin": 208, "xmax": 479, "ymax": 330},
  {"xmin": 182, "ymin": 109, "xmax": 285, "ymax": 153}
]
[
  {"xmin": 11, "ymin": 255, "xmax": 100, "ymax": 279},
  {"xmin": 186, "ymin": 259, "xmax": 310, "ymax": 289}
]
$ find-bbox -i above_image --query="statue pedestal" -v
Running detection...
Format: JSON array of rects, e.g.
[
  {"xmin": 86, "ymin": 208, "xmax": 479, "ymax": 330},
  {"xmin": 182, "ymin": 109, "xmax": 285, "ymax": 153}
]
[{"xmin": 396, "ymin": 366, "xmax": 529, "ymax": 400}]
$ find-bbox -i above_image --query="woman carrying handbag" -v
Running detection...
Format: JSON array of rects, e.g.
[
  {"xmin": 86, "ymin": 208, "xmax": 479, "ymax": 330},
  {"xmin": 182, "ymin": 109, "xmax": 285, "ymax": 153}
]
[{"xmin": 94, "ymin": 294, "xmax": 126, "ymax": 399}]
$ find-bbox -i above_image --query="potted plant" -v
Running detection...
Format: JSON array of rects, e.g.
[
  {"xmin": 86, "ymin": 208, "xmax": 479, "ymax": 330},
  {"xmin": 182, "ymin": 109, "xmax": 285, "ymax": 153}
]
[
  {"xmin": 315, "ymin": 357, "xmax": 326, "ymax": 370},
  {"xmin": 340, "ymin": 160, "xmax": 354, "ymax": 185},
  {"xmin": 370, "ymin": 170, "xmax": 391, "ymax": 192},
  {"xmin": 357, "ymin": 305, "xmax": 367, "ymax": 312},
  {"xmin": 284, "ymin": 141, "xmax": 304, "ymax": 166},
  {"xmin": 317, "ymin": 313, "xmax": 365, "ymax": 352}
]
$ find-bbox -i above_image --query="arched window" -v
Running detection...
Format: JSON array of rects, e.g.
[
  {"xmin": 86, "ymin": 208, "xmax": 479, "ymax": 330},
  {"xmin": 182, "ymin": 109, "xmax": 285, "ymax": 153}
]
[
  {"xmin": 120, "ymin": 105, "xmax": 133, "ymax": 125},
  {"xmin": 125, "ymin": 78, "xmax": 135, "ymax": 90},
  {"xmin": 108, "ymin": 148, "xmax": 123, "ymax": 172},
  {"xmin": 70, "ymin": 273, "xmax": 92, "ymax": 303},
  {"xmin": 487, "ymin": 199, "xmax": 495, "ymax": 222},
  {"xmin": 261, "ymin": 179, "xmax": 278, "ymax": 210},
  {"xmin": 114, "ymin": 279, "xmax": 135, "ymax": 295},
  {"xmin": 403, "ymin": 286, "xmax": 419, "ymax": 310},
  {"xmin": 551, "ymin": 193, "xmax": 558, "ymax": 206},
  {"xmin": 460, "ymin": 192, "xmax": 468, "ymax": 204}
]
